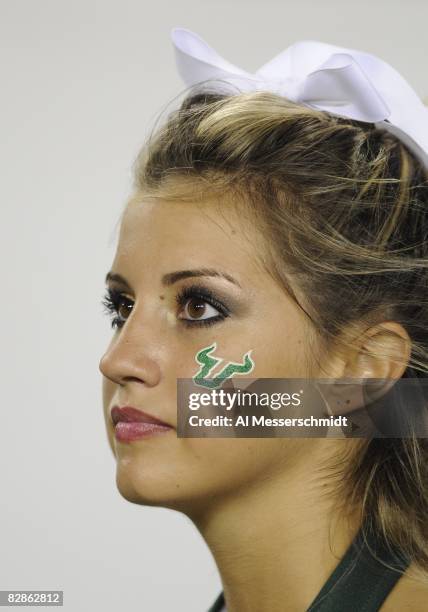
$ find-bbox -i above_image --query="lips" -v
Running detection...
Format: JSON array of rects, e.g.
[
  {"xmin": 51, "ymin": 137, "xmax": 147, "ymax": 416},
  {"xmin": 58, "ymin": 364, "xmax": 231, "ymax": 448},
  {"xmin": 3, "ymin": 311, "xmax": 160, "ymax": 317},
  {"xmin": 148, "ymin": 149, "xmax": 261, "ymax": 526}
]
[{"xmin": 111, "ymin": 406, "xmax": 172, "ymax": 428}]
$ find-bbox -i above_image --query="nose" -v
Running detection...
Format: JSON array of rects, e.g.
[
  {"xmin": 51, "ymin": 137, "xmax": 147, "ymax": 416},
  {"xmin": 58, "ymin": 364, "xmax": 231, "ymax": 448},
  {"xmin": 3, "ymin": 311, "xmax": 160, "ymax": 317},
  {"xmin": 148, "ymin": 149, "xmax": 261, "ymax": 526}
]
[{"xmin": 99, "ymin": 311, "xmax": 162, "ymax": 388}]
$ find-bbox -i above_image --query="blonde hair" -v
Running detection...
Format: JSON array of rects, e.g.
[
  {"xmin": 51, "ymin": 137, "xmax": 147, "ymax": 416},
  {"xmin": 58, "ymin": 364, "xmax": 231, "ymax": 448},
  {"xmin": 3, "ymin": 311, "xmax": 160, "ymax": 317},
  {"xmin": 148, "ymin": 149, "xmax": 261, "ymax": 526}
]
[{"xmin": 133, "ymin": 86, "xmax": 428, "ymax": 576}]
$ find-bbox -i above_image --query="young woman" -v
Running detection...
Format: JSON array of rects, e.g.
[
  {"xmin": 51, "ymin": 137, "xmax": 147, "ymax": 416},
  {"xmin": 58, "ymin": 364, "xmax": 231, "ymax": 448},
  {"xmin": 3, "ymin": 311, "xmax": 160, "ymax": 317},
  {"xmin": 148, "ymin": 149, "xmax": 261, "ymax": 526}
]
[{"xmin": 99, "ymin": 32, "xmax": 428, "ymax": 611}]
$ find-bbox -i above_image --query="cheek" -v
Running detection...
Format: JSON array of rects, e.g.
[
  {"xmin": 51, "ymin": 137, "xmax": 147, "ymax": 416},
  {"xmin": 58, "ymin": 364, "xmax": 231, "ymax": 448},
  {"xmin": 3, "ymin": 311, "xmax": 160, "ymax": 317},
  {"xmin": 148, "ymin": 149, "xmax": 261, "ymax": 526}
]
[
  {"xmin": 249, "ymin": 335, "xmax": 311, "ymax": 378},
  {"xmin": 169, "ymin": 334, "xmax": 310, "ymax": 381}
]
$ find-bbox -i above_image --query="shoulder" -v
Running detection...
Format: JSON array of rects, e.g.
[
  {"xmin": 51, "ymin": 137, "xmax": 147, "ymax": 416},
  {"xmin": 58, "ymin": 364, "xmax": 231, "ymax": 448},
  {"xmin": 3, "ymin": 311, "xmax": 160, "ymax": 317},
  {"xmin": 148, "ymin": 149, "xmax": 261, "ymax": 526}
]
[{"xmin": 380, "ymin": 564, "xmax": 428, "ymax": 612}]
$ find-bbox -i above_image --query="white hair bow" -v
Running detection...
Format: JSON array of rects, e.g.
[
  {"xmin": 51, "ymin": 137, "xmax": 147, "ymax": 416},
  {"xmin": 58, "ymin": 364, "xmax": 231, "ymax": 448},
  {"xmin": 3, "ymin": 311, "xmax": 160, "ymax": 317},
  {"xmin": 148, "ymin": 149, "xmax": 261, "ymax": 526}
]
[{"xmin": 171, "ymin": 27, "xmax": 428, "ymax": 170}]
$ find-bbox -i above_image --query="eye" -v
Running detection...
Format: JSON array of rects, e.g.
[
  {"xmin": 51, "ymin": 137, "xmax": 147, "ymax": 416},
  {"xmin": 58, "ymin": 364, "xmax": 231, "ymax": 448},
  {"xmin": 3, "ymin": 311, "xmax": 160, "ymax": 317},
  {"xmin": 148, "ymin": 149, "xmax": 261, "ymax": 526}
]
[
  {"xmin": 102, "ymin": 288, "xmax": 134, "ymax": 329},
  {"xmin": 181, "ymin": 297, "xmax": 220, "ymax": 322},
  {"xmin": 176, "ymin": 285, "xmax": 230, "ymax": 328}
]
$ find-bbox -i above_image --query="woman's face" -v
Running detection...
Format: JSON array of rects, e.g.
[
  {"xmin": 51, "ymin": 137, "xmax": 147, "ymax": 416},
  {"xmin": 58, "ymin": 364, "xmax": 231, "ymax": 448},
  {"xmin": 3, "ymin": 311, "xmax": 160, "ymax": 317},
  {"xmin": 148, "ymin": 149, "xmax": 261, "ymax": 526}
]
[{"xmin": 99, "ymin": 190, "xmax": 325, "ymax": 513}]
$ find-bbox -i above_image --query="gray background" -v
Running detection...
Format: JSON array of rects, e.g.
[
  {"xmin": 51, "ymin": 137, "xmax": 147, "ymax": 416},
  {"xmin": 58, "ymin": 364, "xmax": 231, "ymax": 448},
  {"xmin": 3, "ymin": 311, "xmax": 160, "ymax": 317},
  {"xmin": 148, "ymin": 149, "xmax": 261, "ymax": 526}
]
[{"xmin": 1, "ymin": 1, "xmax": 427, "ymax": 610}]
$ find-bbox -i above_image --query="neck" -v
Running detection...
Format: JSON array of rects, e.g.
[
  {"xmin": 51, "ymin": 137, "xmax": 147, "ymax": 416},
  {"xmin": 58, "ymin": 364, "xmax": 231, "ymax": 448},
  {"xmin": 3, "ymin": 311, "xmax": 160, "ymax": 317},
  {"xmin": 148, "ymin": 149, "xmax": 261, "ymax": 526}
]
[{"xmin": 189, "ymin": 440, "xmax": 361, "ymax": 612}]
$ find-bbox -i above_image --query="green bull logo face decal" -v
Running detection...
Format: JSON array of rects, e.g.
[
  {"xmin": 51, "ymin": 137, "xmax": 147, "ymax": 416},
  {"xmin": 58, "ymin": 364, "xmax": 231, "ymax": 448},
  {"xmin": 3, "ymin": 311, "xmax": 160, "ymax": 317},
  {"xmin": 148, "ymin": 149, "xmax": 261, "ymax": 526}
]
[{"xmin": 192, "ymin": 342, "xmax": 255, "ymax": 389}]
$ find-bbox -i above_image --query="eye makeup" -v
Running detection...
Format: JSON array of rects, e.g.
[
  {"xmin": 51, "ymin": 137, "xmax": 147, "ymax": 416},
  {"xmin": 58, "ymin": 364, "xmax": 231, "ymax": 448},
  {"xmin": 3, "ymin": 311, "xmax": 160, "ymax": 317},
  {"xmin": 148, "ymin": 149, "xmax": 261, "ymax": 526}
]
[
  {"xmin": 101, "ymin": 282, "xmax": 233, "ymax": 330},
  {"xmin": 175, "ymin": 283, "xmax": 231, "ymax": 328},
  {"xmin": 102, "ymin": 287, "xmax": 133, "ymax": 329}
]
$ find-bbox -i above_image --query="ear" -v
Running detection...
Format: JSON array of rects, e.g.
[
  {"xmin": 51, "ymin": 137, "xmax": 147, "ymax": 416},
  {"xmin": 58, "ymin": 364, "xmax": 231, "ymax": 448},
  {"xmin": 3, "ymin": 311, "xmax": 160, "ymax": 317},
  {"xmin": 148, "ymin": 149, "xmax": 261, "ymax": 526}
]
[
  {"xmin": 343, "ymin": 321, "xmax": 412, "ymax": 381},
  {"xmin": 316, "ymin": 321, "xmax": 412, "ymax": 417}
]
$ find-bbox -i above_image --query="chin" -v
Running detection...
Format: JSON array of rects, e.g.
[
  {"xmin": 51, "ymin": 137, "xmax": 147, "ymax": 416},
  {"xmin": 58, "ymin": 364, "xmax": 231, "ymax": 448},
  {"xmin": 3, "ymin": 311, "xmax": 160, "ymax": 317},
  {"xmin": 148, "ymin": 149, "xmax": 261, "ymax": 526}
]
[
  {"xmin": 113, "ymin": 457, "xmax": 185, "ymax": 509},
  {"xmin": 115, "ymin": 471, "xmax": 171, "ymax": 507},
  {"xmin": 115, "ymin": 478, "xmax": 150, "ymax": 505},
  {"xmin": 113, "ymin": 461, "xmax": 218, "ymax": 516}
]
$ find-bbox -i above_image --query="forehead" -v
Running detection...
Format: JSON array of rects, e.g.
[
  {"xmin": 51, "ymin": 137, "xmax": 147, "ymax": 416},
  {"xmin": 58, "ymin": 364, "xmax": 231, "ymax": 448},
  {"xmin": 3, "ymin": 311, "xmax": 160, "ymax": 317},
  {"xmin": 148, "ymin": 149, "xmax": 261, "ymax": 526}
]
[{"xmin": 113, "ymin": 192, "xmax": 269, "ymax": 288}]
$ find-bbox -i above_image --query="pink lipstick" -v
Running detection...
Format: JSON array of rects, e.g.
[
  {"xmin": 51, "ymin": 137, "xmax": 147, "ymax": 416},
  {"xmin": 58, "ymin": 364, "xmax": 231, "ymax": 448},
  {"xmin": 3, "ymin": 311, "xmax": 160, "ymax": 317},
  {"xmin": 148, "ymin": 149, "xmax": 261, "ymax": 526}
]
[{"xmin": 111, "ymin": 406, "xmax": 173, "ymax": 442}]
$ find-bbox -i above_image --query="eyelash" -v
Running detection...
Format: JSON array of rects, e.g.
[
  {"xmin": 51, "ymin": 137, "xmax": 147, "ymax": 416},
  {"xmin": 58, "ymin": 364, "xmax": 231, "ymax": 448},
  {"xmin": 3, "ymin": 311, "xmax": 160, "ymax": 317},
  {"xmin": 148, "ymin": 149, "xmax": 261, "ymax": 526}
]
[
  {"xmin": 101, "ymin": 284, "xmax": 230, "ymax": 330},
  {"xmin": 176, "ymin": 284, "xmax": 230, "ymax": 328},
  {"xmin": 101, "ymin": 288, "xmax": 133, "ymax": 330}
]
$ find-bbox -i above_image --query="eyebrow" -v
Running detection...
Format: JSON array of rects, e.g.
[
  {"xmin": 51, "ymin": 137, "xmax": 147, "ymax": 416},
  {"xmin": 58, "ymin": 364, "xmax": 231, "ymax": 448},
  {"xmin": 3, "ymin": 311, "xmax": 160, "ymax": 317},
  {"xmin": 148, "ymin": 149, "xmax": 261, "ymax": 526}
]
[{"xmin": 105, "ymin": 268, "xmax": 242, "ymax": 289}]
